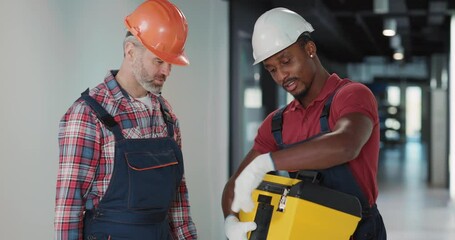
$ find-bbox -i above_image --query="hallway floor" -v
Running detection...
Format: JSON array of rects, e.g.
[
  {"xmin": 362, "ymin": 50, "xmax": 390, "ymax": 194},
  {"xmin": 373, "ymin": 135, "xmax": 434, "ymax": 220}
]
[{"xmin": 376, "ymin": 141, "xmax": 455, "ymax": 240}]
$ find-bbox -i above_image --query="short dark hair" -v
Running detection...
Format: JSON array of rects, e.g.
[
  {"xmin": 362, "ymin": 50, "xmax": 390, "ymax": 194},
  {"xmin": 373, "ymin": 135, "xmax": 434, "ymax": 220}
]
[{"xmin": 296, "ymin": 32, "xmax": 313, "ymax": 47}]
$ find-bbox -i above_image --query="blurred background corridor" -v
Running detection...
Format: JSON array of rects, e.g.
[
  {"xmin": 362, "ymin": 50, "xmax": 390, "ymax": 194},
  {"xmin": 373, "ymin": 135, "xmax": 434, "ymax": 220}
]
[{"xmin": 377, "ymin": 140, "xmax": 455, "ymax": 240}]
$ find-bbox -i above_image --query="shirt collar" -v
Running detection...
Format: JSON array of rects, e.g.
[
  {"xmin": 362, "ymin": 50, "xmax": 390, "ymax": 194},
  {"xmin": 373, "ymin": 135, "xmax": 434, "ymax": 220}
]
[
  {"xmin": 313, "ymin": 73, "xmax": 342, "ymax": 103},
  {"xmin": 104, "ymin": 70, "xmax": 132, "ymax": 102}
]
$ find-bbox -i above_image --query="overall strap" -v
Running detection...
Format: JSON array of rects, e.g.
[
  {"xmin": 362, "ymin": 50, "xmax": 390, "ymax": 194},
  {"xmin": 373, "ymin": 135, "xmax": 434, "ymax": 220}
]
[
  {"xmin": 319, "ymin": 82, "xmax": 350, "ymax": 133},
  {"xmin": 156, "ymin": 96, "xmax": 175, "ymax": 138},
  {"xmin": 319, "ymin": 93, "xmax": 335, "ymax": 134},
  {"xmin": 80, "ymin": 89, "xmax": 124, "ymax": 141},
  {"xmin": 271, "ymin": 106, "xmax": 287, "ymax": 149}
]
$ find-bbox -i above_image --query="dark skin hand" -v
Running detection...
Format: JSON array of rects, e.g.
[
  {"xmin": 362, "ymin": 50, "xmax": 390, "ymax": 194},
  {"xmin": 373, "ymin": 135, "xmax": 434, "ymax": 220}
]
[{"xmin": 221, "ymin": 41, "xmax": 373, "ymax": 218}]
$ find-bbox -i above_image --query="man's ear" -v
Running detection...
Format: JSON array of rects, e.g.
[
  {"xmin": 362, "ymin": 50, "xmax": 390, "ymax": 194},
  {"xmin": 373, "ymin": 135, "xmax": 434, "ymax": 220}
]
[
  {"xmin": 124, "ymin": 41, "xmax": 135, "ymax": 59},
  {"xmin": 305, "ymin": 41, "xmax": 317, "ymax": 57}
]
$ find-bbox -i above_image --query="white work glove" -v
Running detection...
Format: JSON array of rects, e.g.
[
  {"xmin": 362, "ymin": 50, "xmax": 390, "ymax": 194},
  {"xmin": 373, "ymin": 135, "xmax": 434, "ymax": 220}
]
[
  {"xmin": 231, "ymin": 153, "xmax": 275, "ymax": 213},
  {"xmin": 224, "ymin": 214, "xmax": 257, "ymax": 240}
]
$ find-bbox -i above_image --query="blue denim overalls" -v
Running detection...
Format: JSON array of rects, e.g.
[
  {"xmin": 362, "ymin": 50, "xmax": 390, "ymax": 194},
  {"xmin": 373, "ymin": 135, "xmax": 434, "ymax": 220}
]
[
  {"xmin": 80, "ymin": 91, "xmax": 183, "ymax": 240},
  {"xmin": 271, "ymin": 86, "xmax": 386, "ymax": 240}
]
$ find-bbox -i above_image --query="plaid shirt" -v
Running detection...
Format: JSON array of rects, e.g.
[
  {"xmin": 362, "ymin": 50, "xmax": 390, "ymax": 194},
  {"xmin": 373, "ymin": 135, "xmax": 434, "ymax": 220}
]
[{"xmin": 55, "ymin": 71, "xmax": 197, "ymax": 240}]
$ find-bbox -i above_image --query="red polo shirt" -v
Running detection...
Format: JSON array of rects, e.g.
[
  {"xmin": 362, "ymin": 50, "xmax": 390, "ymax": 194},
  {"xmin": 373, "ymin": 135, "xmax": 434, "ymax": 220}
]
[{"xmin": 253, "ymin": 73, "xmax": 380, "ymax": 205}]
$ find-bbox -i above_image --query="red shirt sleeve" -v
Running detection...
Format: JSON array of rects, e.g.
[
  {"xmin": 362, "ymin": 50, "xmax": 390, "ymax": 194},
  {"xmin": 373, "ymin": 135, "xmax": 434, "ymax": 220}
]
[{"xmin": 330, "ymin": 83, "xmax": 379, "ymax": 127}]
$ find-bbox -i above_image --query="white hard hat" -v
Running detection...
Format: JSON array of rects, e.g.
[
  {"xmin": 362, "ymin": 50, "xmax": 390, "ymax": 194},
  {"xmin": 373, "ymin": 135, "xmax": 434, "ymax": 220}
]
[{"xmin": 252, "ymin": 7, "xmax": 314, "ymax": 65}]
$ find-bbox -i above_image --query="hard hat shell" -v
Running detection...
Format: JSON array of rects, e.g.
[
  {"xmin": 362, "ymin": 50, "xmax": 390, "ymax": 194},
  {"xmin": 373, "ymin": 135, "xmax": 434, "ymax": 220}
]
[
  {"xmin": 125, "ymin": 0, "xmax": 189, "ymax": 65},
  {"xmin": 252, "ymin": 7, "xmax": 314, "ymax": 65}
]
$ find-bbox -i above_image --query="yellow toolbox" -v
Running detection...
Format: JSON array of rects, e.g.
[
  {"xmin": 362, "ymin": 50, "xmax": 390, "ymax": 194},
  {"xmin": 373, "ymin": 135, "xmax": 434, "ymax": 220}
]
[{"xmin": 239, "ymin": 173, "xmax": 362, "ymax": 240}]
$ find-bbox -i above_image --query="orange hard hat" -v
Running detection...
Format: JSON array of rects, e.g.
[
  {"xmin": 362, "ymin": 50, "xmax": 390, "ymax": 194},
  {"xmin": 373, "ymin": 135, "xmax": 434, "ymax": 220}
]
[{"xmin": 125, "ymin": 0, "xmax": 189, "ymax": 65}]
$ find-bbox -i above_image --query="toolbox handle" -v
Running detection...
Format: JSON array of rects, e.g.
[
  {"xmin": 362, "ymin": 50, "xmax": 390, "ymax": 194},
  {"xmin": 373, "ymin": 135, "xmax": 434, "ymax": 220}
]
[
  {"xmin": 295, "ymin": 170, "xmax": 322, "ymax": 183},
  {"xmin": 250, "ymin": 195, "xmax": 273, "ymax": 240}
]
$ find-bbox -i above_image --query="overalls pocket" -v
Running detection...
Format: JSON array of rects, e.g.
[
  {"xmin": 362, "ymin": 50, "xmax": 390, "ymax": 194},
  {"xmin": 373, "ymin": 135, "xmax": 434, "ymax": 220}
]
[{"xmin": 125, "ymin": 149, "xmax": 179, "ymax": 210}]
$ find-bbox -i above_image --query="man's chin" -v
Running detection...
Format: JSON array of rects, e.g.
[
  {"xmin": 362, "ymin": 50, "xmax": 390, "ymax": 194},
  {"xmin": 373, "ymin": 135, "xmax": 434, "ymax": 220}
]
[
  {"xmin": 149, "ymin": 87, "xmax": 162, "ymax": 94},
  {"xmin": 293, "ymin": 90, "xmax": 307, "ymax": 100},
  {"xmin": 141, "ymin": 84, "xmax": 162, "ymax": 94}
]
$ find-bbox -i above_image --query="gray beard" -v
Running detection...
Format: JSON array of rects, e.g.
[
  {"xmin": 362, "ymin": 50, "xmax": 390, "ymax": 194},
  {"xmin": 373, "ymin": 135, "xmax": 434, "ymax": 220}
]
[
  {"xmin": 132, "ymin": 56, "xmax": 162, "ymax": 94},
  {"xmin": 139, "ymin": 80, "xmax": 162, "ymax": 94}
]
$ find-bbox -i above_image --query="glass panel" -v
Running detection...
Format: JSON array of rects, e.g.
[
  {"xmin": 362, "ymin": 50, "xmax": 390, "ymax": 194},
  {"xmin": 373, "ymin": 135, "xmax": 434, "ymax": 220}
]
[
  {"xmin": 387, "ymin": 86, "xmax": 401, "ymax": 106},
  {"xmin": 230, "ymin": 32, "xmax": 265, "ymax": 173},
  {"xmin": 405, "ymin": 86, "xmax": 422, "ymax": 140}
]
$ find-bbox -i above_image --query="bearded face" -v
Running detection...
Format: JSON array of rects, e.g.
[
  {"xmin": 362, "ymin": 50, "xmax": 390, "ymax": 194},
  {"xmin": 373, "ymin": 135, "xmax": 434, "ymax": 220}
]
[{"xmin": 131, "ymin": 50, "xmax": 165, "ymax": 94}]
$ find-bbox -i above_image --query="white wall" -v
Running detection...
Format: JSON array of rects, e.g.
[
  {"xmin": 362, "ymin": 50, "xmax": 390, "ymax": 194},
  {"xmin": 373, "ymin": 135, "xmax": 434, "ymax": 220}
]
[
  {"xmin": 450, "ymin": 14, "xmax": 455, "ymax": 201},
  {"xmin": 0, "ymin": 0, "xmax": 228, "ymax": 239},
  {"xmin": 165, "ymin": 1, "xmax": 229, "ymax": 239}
]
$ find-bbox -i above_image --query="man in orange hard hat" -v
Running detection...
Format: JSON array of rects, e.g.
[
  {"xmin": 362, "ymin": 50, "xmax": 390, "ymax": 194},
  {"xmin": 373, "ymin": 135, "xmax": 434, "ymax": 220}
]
[{"xmin": 54, "ymin": 1, "xmax": 197, "ymax": 239}]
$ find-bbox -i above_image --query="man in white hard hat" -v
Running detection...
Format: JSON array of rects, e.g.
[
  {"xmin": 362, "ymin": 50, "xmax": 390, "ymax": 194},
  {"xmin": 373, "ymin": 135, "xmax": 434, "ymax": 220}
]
[{"xmin": 222, "ymin": 7, "xmax": 386, "ymax": 240}]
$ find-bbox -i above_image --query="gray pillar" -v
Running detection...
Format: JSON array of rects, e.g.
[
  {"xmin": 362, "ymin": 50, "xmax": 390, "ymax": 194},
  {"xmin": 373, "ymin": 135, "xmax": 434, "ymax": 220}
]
[{"xmin": 429, "ymin": 54, "xmax": 449, "ymax": 187}]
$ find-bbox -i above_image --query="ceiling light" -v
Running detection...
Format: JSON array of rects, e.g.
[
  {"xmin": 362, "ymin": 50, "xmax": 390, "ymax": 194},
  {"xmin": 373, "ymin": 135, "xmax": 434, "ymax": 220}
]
[
  {"xmin": 383, "ymin": 18, "xmax": 396, "ymax": 37},
  {"xmin": 393, "ymin": 47, "xmax": 404, "ymax": 61}
]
